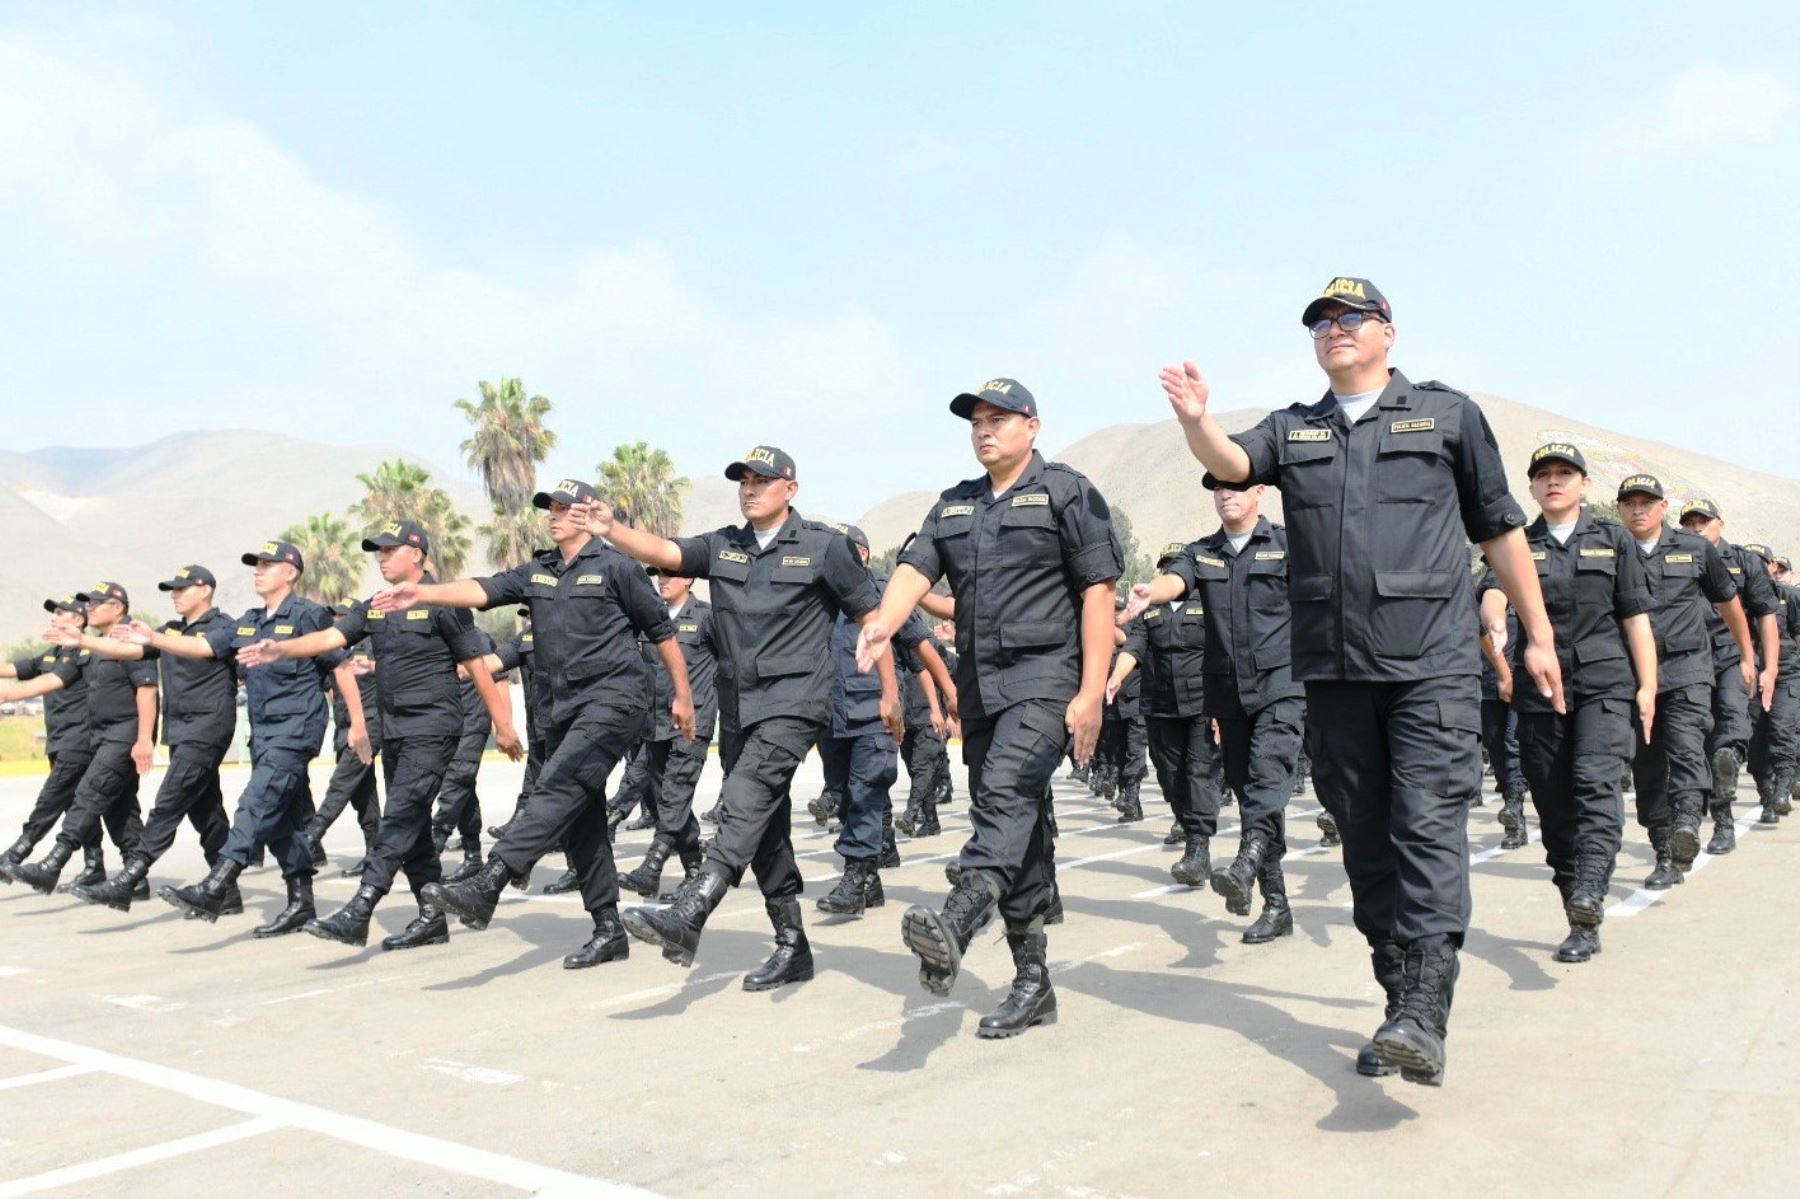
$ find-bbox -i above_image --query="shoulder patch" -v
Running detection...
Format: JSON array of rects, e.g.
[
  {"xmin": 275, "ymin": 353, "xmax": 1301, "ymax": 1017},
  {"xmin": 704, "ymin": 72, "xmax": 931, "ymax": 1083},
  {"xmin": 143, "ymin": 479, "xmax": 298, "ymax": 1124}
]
[
  {"xmin": 1287, "ymin": 428, "xmax": 1333, "ymax": 442},
  {"xmin": 1389, "ymin": 418, "xmax": 1435, "ymax": 434},
  {"xmin": 1011, "ymin": 493, "xmax": 1050, "ymax": 507},
  {"xmin": 939, "ymin": 504, "xmax": 975, "ymax": 518},
  {"xmin": 1159, "ymin": 541, "xmax": 1185, "ymax": 557}
]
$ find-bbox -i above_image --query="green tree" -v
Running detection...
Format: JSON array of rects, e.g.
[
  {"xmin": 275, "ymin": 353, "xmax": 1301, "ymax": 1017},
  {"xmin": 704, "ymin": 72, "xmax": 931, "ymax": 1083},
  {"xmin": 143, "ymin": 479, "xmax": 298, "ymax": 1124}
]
[
  {"xmin": 598, "ymin": 442, "xmax": 690, "ymax": 538},
  {"xmin": 456, "ymin": 377, "xmax": 555, "ymax": 567},
  {"xmin": 1111, "ymin": 505, "xmax": 1154, "ymax": 588},
  {"xmin": 481, "ymin": 506, "xmax": 549, "ymax": 570},
  {"xmin": 350, "ymin": 459, "xmax": 473, "ymax": 578},
  {"xmin": 280, "ymin": 512, "xmax": 364, "ymax": 607}
]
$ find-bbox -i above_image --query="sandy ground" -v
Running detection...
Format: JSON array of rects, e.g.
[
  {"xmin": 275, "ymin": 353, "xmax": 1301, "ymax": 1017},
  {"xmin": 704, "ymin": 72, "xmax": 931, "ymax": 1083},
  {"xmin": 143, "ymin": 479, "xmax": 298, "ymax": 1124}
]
[{"xmin": 0, "ymin": 754, "xmax": 1796, "ymax": 1198}]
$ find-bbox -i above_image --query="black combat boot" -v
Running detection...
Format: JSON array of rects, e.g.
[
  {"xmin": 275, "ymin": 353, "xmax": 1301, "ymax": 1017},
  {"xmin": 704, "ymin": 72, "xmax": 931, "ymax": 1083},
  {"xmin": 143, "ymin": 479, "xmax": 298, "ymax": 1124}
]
[
  {"xmin": 1643, "ymin": 827, "xmax": 1683, "ymax": 890},
  {"xmin": 9, "ymin": 841, "xmax": 74, "ymax": 895},
  {"xmin": 563, "ymin": 906, "xmax": 630, "ymax": 968},
  {"xmin": 382, "ymin": 900, "xmax": 449, "ymax": 951},
  {"xmin": 944, "ymin": 860, "xmax": 963, "ymax": 887},
  {"xmin": 1242, "ymin": 860, "xmax": 1294, "ymax": 944},
  {"xmin": 1163, "ymin": 820, "xmax": 1184, "ymax": 846},
  {"xmin": 1170, "ymin": 835, "xmax": 1211, "ymax": 887},
  {"xmin": 1555, "ymin": 922, "xmax": 1601, "ymax": 963},
  {"xmin": 1357, "ymin": 940, "xmax": 1404, "ymax": 1077},
  {"xmin": 900, "ymin": 871, "xmax": 999, "ymax": 996},
  {"xmin": 56, "ymin": 842, "xmax": 106, "ymax": 894},
  {"xmin": 622, "ymin": 863, "xmax": 731, "ymax": 966},
  {"xmin": 1668, "ymin": 801, "xmax": 1703, "ymax": 871},
  {"xmin": 1780, "ymin": 770, "xmax": 1797, "ymax": 817},
  {"xmin": 977, "ymin": 928, "xmax": 1057, "ymax": 1038},
  {"xmin": 1498, "ymin": 780, "xmax": 1529, "ymax": 850},
  {"xmin": 253, "ymin": 875, "xmax": 316, "ymax": 938},
  {"xmin": 620, "ymin": 836, "xmax": 674, "ymax": 898},
  {"xmin": 701, "ymin": 803, "xmax": 722, "ymax": 825},
  {"xmin": 431, "ymin": 825, "xmax": 451, "ymax": 856},
  {"xmin": 937, "ymin": 771, "xmax": 956, "ymax": 808},
  {"xmin": 744, "ymin": 897, "xmax": 814, "ymax": 991},
  {"xmin": 880, "ymin": 825, "xmax": 901, "ymax": 870},
  {"xmin": 659, "ymin": 846, "xmax": 704, "ymax": 902},
  {"xmin": 1757, "ymin": 777, "xmax": 1780, "ymax": 824},
  {"xmin": 341, "ymin": 857, "xmax": 369, "ymax": 877},
  {"xmin": 1071, "ymin": 760, "xmax": 1090, "ymax": 784},
  {"xmin": 1210, "ymin": 833, "xmax": 1270, "ymax": 917},
  {"xmin": 71, "ymin": 853, "xmax": 152, "ymax": 912},
  {"xmin": 625, "ymin": 806, "xmax": 655, "ymax": 832},
  {"xmin": 1563, "ymin": 845, "xmax": 1612, "ymax": 928},
  {"xmin": 915, "ymin": 793, "xmax": 941, "ymax": 837},
  {"xmin": 606, "ymin": 800, "xmax": 629, "ymax": 841},
  {"xmin": 1706, "ymin": 748, "xmax": 1739, "ymax": 852},
  {"xmin": 0, "ymin": 833, "xmax": 31, "ymax": 880},
  {"xmin": 304, "ymin": 818, "xmax": 328, "ymax": 869},
  {"xmin": 1316, "ymin": 809, "xmax": 1340, "ymax": 847},
  {"xmin": 817, "ymin": 859, "xmax": 876, "ymax": 917},
  {"xmin": 160, "ymin": 857, "xmax": 246, "ymax": 922},
  {"xmin": 304, "ymin": 883, "xmax": 382, "ymax": 946},
  {"xmin": 807, "ymin": 790, "xmax": 838, "ymax": 826},
  {"xmin": 1115, "ymin": 782, "xmax": 1144, "ymax": 823},
  {"xmin": 541, "ymin": 866, "xmax": 580, "ymax": 894},
  {"xmin": 423, "ymin": 856, "xmax": 516, "ymax": 931},
  {"xmin": 1372, "ymin": 934, "xmax": 1459, "ymax": 1086},
  {"xmin": 894, "ymin": 795, "xmax": 921, "ymax": 837},
  {"xmin": 445, "ymin": 839, "xmax": 483, "ymax": 883}
]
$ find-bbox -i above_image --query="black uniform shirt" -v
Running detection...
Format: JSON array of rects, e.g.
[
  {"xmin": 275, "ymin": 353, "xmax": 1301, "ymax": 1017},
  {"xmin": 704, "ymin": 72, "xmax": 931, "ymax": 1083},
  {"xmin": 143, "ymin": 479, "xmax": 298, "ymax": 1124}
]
[
  {"xmin": 1632, "ymin": 525, "xmax": 1739, "ymax": 693},
  {"xmin": 900, "ymin": 452, "xmax": 1122, "ymax": 721},
  {"xmin": 1767, "ymin": 583, "xmax": 1800, "ymax": 674},
  {"xmin": 329, "ymin": 643, "xmax": 382, "ymax": 753},
  {"xmin": 673, "ymin": 511, "xmax": 877, "ymax": 732},
  {"xmin": 204, "ymin": 592, "xmax": 341, "ymax": 756},
  {"xmin": 1703, "ymin": 540, "xmax": 1781, "ymax": 669},
  {"xmin": 479, "ymin": 538, "xmax": 672, "ymax": 727},
  {"xmin": 899, "ymin": 633, "xmax": 946, "ymax": 731},
  {"xmin": 1212, "ymin": 370, "xmax": 1526, "ymax": 682},
  {"xmin": 1507, "ymin": 511, "xmax": 1652, "ymax": 712},
  {"xmin": 1167, "ymin": 517, "xmax": 1305, "ymax": 716},
  {"xmin": 1105, "ymin": 627, "xmax": 1144, "ymax": 720},
  {"xmin": 829, "ymin": 571, "xmax": 928, "ymax": 739},
  {"xmin": 1124, "ymin": 598, "xmax": 1209, "ymax": 720},
  {"xmin": 156, "ymin": 608, "xmax": 239, "ymax": 752},
  {"xmin": 335, "ymin": 575, "xmax": 486, "ymax": 742},
  {"xmin": 47, "ymin": 642, "xmax": 159, "ymax": 746},
  {"xmin": 645, "ymin": 595, "xmax": 719, "ymax": 742},
  {"xmin": 15, "ymin": 647, "xmax": 93, "ymax": 757}
]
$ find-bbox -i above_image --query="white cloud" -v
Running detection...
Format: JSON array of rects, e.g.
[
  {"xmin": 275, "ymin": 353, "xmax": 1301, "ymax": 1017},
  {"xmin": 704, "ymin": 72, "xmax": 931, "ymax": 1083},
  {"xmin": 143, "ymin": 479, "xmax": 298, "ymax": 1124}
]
[{"xmin": 1586, "ymin": 60, "xmax": 1799, "ymax": 165}]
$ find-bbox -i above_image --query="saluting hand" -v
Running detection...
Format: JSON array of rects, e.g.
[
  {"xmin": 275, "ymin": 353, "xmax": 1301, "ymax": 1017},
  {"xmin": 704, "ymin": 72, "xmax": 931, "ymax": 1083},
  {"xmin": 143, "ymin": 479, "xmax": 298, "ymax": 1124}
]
[
  {"xmin": 370, "ymin": 583, "xmax": 419, "ymax": 613},
  {"xmin": 1636, "ymin": 685, "xmax": 1657, "ymax": 744},
  {"xmin": 43, "ymin": 624, "xmax": 80, "ymax": 648},
  {"xmin": 1160, "ymin": 361, "xmax": 1211, "ymax": 423},
  {"xmin": 1522, "ymin": 638, "xmax": 1566, "ymax": 715},
  {"xmin": 112, "ymin": 619, "xmax": 154, "ymax": 645},
  {"xmin": 1066, "ymin": 690, "xmax": 1103, "ymax": 765},
  {"xmin": 572, "ymin": 500, "xmax": 614, "ymax": 539},
  {"xmin": 1118, "ymin": 583, "xmax": 1154, "ymax": 625},
  {"xmin": 671, "ymin": 694, "xmax": 696, "ymax": 742},
  {"xmin": 855, "ymin": 620, "xmax": 893, "ymax": 674},
  {"xmin": 493, "ymin": 721, "xmax": 525, "ymax": 762},
  {"xmin": 235, "ymin": 639, "xmax": 285, "ymax": 669}
]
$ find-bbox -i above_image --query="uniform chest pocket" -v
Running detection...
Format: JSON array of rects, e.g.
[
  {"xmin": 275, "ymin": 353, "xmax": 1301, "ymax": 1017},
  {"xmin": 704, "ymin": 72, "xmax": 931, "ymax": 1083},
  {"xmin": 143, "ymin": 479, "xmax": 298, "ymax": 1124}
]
[
  {"xmin": 1658, "ymin": 558, "xmax": 1700, "ymax": 579},
  {"xmin": 1376, "ymin": 426, "xmax": 1446, "ymax": 503},
  {"xmin": 770, "ymin": 557, "xmax": 819, "ymax": 586},
  {"xmin": 707, "ymin": 555, "xmax": 752, "ymax": 585},
  {"xmin": 1575, "ymin": 553, "xmax": 1618, "ymax": 577},
  {"xmin": 1277, "ymin": 437, "xmax": 1338, "ymax": 509},
  {"xmin": 997, "ymin": 501, "xmax": 1058, "ymax": 566}
]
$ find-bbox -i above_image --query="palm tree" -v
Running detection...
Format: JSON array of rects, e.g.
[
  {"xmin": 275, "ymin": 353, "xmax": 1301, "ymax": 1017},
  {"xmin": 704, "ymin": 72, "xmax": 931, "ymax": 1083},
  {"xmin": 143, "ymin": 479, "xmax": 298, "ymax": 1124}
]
[
  {"xmin": 280, "ymin": 512, "xmax": 364, "ymax": 606},
  {"xmin": 455, "ymin": 378, "xmax": 556, "ymax": 513},
  {"xmin": 349, "ymin": 459, "xmax": 474, "ymax": 578},
  {"xmin": 598, "ymin": 442, "xmax": 690, "ymax": 538},
  {"xmin": 480, "ymin": 505, "xmax": 548, "ymax": 570}
]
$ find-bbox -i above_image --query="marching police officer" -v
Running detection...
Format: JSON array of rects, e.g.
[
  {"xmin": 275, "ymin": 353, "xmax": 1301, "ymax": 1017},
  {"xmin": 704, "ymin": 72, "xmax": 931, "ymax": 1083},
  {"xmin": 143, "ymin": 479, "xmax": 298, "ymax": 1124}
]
[
  {"xmin": 1505, "ymin": 445, "xmax": 1657, "ymax": 963},
  {"xmin": 1738, "ymin": 543, "xmax": 1799, "ymax": 824},
  {"xmin": 307, "ymin": 609, "xmax": 381, "ymax": 877},
  {"xmin": 135, "ymin": 541, "xmax": 350, "ymax": 933},
  {"xmin": 1115, "ymin": 543, "xmax": 1226, "ymax": 884},
  {"xmin": 1475, "ymin": 570, "xmax": 1528, "ymax": 845},
  {"xmin": 1097, "ymin": 612, "xmax": 1149, "ymax": 822},
  {"xmin": 1615, "ymin": 476, "xmax": 1752, "ymax": 886},
  {"xmin": 62, "ymin": 566, "xmax": 240, "ymax": 911},
  {"xmin": 432, "ymin": 633, "xmax": 501, "ymax": 884},
  {"xmin": 895, "ymin": 625, "xmax": 956, "ymax": 839},
  {"xmin": 368, "ymin": 483, "xmax": 691, "ymax": 969},
  {"xmin": 0, "ymin": 598, "xmax": 98, "ymax": 881},
  {"xmin": 1123, "ymin": 481, "xmax": 1306, "ymax": 944},
  {"xmin": 1677, "ymin": 499, "xmax": 1781, "ymax": 853},
  {"xmin": 1168, "ymin": 277, "xmax": 1562, "ymax": 1086},
  {"xmin": 616, "ymin": 568, "xmax": 720, "ymax": 900},
  {"xmin": 245, "ymin": 522, "xmax": 521, "ymax": 951},
  {"xmin": 3, "ymin": 581, "xmax": 155, "ymax": 896},
  {"xmin": 589, "ymin": 449, "xmax": 893, "ymax": 990},
  {"xmin": 862, "ymin": 379, "xmax": 1122, "ymax": 1038}
]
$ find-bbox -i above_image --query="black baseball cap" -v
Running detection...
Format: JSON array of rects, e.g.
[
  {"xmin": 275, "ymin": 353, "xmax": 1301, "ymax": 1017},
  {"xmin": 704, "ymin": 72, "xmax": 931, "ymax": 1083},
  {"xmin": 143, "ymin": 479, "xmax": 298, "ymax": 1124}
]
[
  {"xmin": 43, "ymin": 594, "xmax": 85, "ymax": 616},
  {"xmin": 532, "ymin": 478, "xmax": 601, "ymax": 509},
  {"xmin": 243, "ymin": 539, "xmax": 306, "ymax": 572},
  {"xmin": 1527, "ymin": 442, "xmax": 1588, "ymax": 479},
  {"xmin": 834, "ymin": 523, "xmax": 870, "ymax": 552},
  {"xmin": 1616, "ymin": 474, "xmax": 1665, "ymax": 501},
  {"xmin": 950, "ymin": 377, "xmax": 1038, "ymax": 420},
  {"xmin": 724, "ymin": 446, "xmax": 797, "ymax": 482},
  {"xmin": 158, "ymin": 565, "xmax": 217, "ymax": 591},
  {"xmin": 77, "ymin": 580, "xmax": 129, "ymax": 609},
  {"xmin": 362, "ymin": 519, "xmax": 430, "ymax": 553},
  {"xmin": 1302, "ymin": 277, "xmax": 1392, "ymax": 327},
  {"xmin": 1678, "ymin": 498, "xmax": 1721, "ymax": 524},
  {"xmin": 1777, "ymin": 556, "xmax": 1793, "ymax": 572},
  {"xmin": 1740, "ymin": 542, "xmax": 1776, "ymax": 563}
]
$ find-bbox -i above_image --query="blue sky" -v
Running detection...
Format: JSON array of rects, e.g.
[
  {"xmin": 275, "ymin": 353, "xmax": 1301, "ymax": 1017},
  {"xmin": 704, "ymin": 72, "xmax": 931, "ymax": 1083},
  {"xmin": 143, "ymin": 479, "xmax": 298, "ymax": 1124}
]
[{"xmin": 3, "ymin": 1, "xmax": 1795, "ymax": 516}]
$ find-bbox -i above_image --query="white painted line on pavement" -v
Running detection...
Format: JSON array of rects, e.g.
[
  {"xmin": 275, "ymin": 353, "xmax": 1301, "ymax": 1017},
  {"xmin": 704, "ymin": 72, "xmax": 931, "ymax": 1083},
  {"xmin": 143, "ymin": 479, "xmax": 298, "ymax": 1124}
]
[
  {"xmin": 0, "ymin": 1023, "xmax": 662, "ymax": 1199},
  {"xmin": 0, "ymin": 1063, "xmax": 94, "ymax": 1091},
  {"xmin": 0, "ymin": 1115, "xmax": 284, "ymax": 1199},
  {"xmin": 1607, "ymin": 816, "xmax": 1752, "ymax": 920}
]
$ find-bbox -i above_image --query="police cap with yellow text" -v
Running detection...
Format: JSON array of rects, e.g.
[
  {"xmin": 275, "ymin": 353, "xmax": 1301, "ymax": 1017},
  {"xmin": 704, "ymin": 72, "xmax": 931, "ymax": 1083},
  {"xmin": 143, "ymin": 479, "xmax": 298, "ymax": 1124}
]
[
  {"xmin": 724, "ymin": 446, "xmax": 797, "ymax": 482},
  {"xmin": 1616, "ymin": 473, "xmax": 1665, "ymax": 501},
  {"xmin": 532, "ymin": 478, "xmax": 601, "ymax": 509},
  {"xmin": 1301, "ymin": 277, "xmax": 1392, "ymax": 327},
  {"xmin": 242, "ymin": 539, "xmax": 305, "ymax": 572},
  {"xmin": 157, "ymin": 564, "xmax": 217, "ymax": 591},
  {"xmin": 361, "ymin": 519, "xmax": 430, "ymax": 554},
  {"xmin": 950, "ymin": 377, "xmax": 1037, "ymax": 421}
]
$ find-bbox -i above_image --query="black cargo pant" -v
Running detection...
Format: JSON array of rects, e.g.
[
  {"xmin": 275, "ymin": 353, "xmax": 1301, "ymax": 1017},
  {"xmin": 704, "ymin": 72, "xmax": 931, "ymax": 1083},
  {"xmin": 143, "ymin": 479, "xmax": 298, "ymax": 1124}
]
[
  {"xmin": 1145, "ymin": 714, "xmax": 1223, "ymax": 837},
  {"xmin": 432, "ymin": 730, "xmax": 488, "ymax": 847},
  {"xmin": 315, "ymin": 739, "xmax": 381, "ymax": 853},
  {"xmin": 1704, "ymin": 661, "xmax": 1752, "ymax": 762},
  {"xmin": 494, "ymin": 705, "xmax": 638, "ymax": 918},
  {"xmin": 12, "ymin": 750, "xmax": 95, "ymax": 851},
  {"xmin": 1632, "ymin": 682, "xmax": 1713, "ymax": 831},
  {"xmin": 641, "ymin": 735, "xmax": 707, "ymax": 854},
  {"xmin": 1517, "ymin": 698, "xmax": 1633, "ymax": 897},
  {"xmin": 959, "ymin": 699, "xmax": 1067, "ymax": 929},
  {"xmin": 220, "ymin": 743, "xmax": 317, "ymax": 878},
  {"xmin": 1480, "ymin": 697, "xmax": 1521, "ymax": 793},
  {"xmin": 821, "ymin": 732, "xmax": 900, "ymax": 863},
  {"xmin": 361, "ymin": 735, "xmax": 454, "ymax": 900},
  {"xmin": 135, "ymin": 742, "xmax": 231, "ymax": 866},
  {"xmin": 609, "ymin": 740, "xmax": 653, "ymax": 816},
  {"xmin": 705, "ymin": 715, "xmax": 823, "ymax": 900},
  {"xmin": 1306, "ymin": 676, "xmax": 1481, "ymax": 947},
  {"xmin": 1103, "ymin": 710, "xmax": 1148, "ymax": 789},
  {"xmin": 51, "ymin": 741, "xmax": 145, "ymax": 858},
  {"xmin": 1749, "ymin": 673, "xmax": 1799, "ymax": 789},
  {"xmin": 1216, "ymin": 693, "xmax": 1303, "ymax": 853},
  {"xmin": 901, "ymin": 726, "xmax": 945, "ymax": 810}
]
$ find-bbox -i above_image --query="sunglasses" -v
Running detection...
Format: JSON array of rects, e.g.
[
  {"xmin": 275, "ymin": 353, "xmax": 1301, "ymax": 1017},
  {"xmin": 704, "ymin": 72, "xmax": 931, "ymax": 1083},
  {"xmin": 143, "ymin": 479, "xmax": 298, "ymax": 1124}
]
[{"xmin": 1309, "ymin": 312, "xmax": 1386, "ymax": 339}]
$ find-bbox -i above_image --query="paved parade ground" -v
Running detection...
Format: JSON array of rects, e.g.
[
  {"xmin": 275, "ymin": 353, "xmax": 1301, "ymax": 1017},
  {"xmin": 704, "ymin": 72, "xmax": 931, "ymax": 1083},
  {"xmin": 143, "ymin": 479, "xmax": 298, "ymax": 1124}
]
[{"xmin": 1, "ymin": 756, "xmax": 1796, "ymax": 1198}]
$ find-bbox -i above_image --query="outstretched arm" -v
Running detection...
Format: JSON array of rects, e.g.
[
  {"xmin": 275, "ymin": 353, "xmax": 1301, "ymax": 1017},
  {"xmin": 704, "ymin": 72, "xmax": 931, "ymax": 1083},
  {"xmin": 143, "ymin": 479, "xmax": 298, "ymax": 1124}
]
[
  {"xmin": 1161, "ymin": 361, "xmax": 1253, "ymax": 484},
  {"xmin": 576, "ymin": 501, "xmax": 685, "ymax": 572}
]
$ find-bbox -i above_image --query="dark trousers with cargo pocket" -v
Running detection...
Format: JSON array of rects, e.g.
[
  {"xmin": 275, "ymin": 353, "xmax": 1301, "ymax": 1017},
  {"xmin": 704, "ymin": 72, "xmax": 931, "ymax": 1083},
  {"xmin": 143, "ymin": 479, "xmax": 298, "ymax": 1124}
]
[
  {"xmin": 641, "ymin": 736, "xmax": 707, "ymax": 855},
  {"xmin": 52, "ymin": 741, "xmax": 145, "ymax": 858},
  {"xmin": 1749, "ymin": 674, "xmax": 1800, "ymax": 792},
  {"xmin": 220, "ymin": 743, "xmax": 317, "ymax": 879},
  {"xmin": 432, "ymin": 731, "xmax": 489, "ymax": 848},
  {"xmin": 822, "ymin": 733, "xmax": 900, "ymax": 863},
  {"xmin": 1146, "ymin": 715, "xmax": 1223, "ymax": 837},
  {"xmin": 1216, "ymin": 693, "xmax": 1303, "ymax": 855},
  {"xmin": 494, "ymin": 706, "xmax": 637, "ymax": 919},
  {"xmin": 901, "ymin": 726, "xmax": 945, "ymax": 811},
  {"xmin": 316, "ymin": 742, "xmax": 381, "ymax": 853},
  {"xmin": 705, "ymin": 716, "xmax": 823, "ymax": 900},
  {"xmin": 1631, "ymin": 682, "xmax": 1713, "ymax": 832},
  {"xmin": 1705, "ymin": 663, "xmax": 1752, "ymax": 762},
  {"xmin": 1305, "ymin": 676, "xmax": 1481, "ymax": 947},
  {"xmin": 1518, "ymin": 698, "xmax": 1633, "ymax": 897},
  {"xmin": 361, "ymin": 735, "xmax": 454, "ymax": 900},
  {"xmin": 1480, "ymin": 698, "xmax": 1521, "ymax": 795},
  {"xmin": 135, "ymin": 742, "xmax": 231, "ymax": 866},
  {"xmin": 13, "ymin": 750, "xmax": 95, "ymax": 852},
  {"xmin": 959, "ymin": 699, "xmax": 1067, "ymax": 929}
]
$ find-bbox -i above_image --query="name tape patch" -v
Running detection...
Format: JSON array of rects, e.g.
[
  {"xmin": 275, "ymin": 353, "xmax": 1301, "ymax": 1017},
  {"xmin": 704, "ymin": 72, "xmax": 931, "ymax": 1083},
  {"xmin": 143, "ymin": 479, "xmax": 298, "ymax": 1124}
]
[
  {"xmin": 1665, "ymin": 553, "xmax": 1694, "ymax": 564},
  {"xmin": 1194, "ymin": 555, "xmax": 1226, "ymax": 568},
  {"xmin": 1530, "ymin": 551, "xmax": 1547, "ymax": 561},
  {"xmin": 274, "ymin": 625, "xmax": 294, "ymax": 635},
  {"xmin": 780, "ymin": 556, "xmax": 812, "ymax": 567},
  {"xmin": 940, "ymin": 504, "xmax": 975, "ymax": 518},
  {"xmin": 1254, "ymin": 550, "xmax": 1286, "ymax": 561},
  {"xmin": 718, "ymin": 550, "xmax": 750, "ymax": 564},
  {"xmin": 1389, "ymin": 418, "xmax": 1435, "ymax": 434},
  {"xmin": 1580, "ymin": 547, "xmax": 1616, "ymax": 558},
  {"xmin": 678, "ymin": 622, "xmax": 700, "ymax": 633},
  {"xmin": 406, "ymin": 609, "xmax": 430, "ymax": 620},
  {"xmin": 575, "ymin": 574, "xmax": 605, "ymax": 586},
  {"xmin": 529, "ymin": 573, "xmax": 557, "ymax": 587},
  {"xmin": 1011, "ymin": 493, "xmax": 1050, "ymax": 507},
  {"xmin": 1287, "ymin": 428, "xmax": 1333, "ymax": 442},
  {"xmin": 237, "ymin": 626, "xmax": 256, "ymax": 636},
  {"xmin": 1183, "ymin": 605, "xmax": 1205, "ymax": 616}
]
